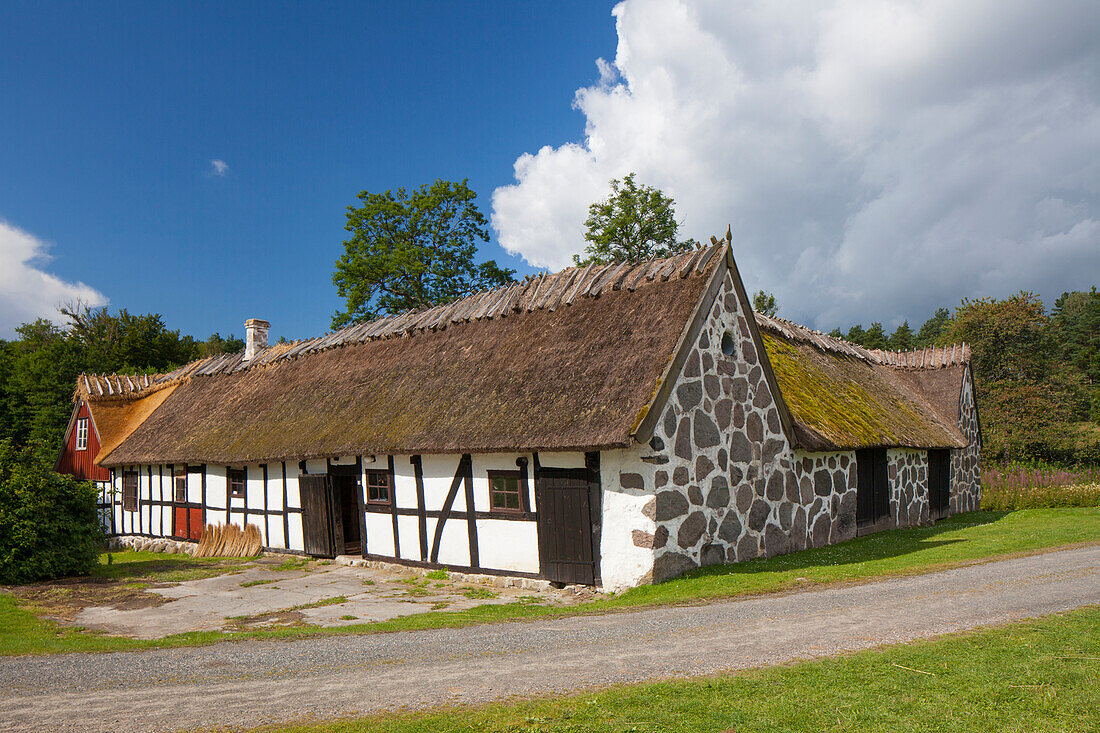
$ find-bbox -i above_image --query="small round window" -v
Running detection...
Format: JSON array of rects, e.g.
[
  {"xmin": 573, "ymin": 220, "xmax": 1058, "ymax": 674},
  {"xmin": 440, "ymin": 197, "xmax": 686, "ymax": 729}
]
[{"xmin": 721, "ymin": 330, "xmax": 736, "ymax": 356}]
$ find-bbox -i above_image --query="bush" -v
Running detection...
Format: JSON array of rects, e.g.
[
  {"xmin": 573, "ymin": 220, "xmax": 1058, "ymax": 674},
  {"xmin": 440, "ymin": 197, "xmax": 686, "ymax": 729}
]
[{"xmin": 0, "ymin": 440, "xmax": 105, "ymax": 584}]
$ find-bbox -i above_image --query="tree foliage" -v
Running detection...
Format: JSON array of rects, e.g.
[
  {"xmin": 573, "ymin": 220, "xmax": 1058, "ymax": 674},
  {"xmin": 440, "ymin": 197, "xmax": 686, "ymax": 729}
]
[
  {"xmin": 889, "ymin": 321, "xmax": 915, "ymax": 351},
  {"xmin": 0, "ymin": 439, "xmax": 105, "ymax": 584},
  {"xmin": 575, "ymin": 173, "xmax": 696, "ymax": 266},
  {"xmin": 752, "ymin": 291, "xmax": 778, "ymax": 317},
  {"xmin": 0, "ymin": 309, "xmax": 239, "ymax": 452},
  {"xmin": 331, "ymin": 179, "xmax": 515, "ymax": 328},
  {"xmin": 917, "ymin": 307, "xmax": 951, "ymax": 347}
]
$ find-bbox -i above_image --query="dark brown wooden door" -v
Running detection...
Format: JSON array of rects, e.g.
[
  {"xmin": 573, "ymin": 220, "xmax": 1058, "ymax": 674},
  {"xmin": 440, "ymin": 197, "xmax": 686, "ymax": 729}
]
[
  {"xmin": 299, "ymin": 475, "xmax": 337, "ymax": 557},
  {"xmin": 535, "ymin": 467, "xmax": 596, "ymax": 585},
  {"xmin": 856, "ymin": 448, "xmax": 889, "ymax": 526},
  {"xmin": 928, "ymin": 449, "xmax": 950, "ymax": 519}
]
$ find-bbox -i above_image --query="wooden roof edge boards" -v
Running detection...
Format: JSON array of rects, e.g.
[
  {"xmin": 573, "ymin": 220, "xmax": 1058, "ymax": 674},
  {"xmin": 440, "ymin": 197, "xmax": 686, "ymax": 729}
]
[
  {"xmin": 631, "ymin": 245, "xmax": 729, "ymax": 444},
  {"xmin": 727, "ymin": 249, "xmax": 800, "ymax": 450}
]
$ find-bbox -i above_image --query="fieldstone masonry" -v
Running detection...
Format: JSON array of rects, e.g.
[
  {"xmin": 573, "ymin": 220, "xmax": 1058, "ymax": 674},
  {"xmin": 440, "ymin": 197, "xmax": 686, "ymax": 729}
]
[
  {"xmin": 888, "ymin": 448, "xmax": 929, "ymax": 528},
  {"xmin": 617, "ymin": 274, "xmax": 859, "ymax": 582},
  {"xmin": 951, "ymin": 373, "xmax": 982, "ymax": 513},
  {"xmin": 610, "ymin": 271, "xmax": 983, "ymax": 587}
]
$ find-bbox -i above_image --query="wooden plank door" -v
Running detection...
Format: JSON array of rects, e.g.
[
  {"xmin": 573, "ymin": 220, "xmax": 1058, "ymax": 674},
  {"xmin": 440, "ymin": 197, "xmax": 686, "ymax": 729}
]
[
  {"xmin": 928, "ymin": 449, "xmax": 950, "ymax": 519},
  {"xmin": 299, "ymin": 475, "xmax": 337, "ymax": 558},
  {"xmin": 535, "ymin": 467, "xmax": 596, "ymax": 585}
]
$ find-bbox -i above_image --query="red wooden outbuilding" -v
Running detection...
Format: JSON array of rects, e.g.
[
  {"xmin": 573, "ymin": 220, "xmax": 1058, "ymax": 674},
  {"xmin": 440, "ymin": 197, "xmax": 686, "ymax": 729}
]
[{"xmin": 55, "ymin": 400, "xmax": 110, "ymax": 482}]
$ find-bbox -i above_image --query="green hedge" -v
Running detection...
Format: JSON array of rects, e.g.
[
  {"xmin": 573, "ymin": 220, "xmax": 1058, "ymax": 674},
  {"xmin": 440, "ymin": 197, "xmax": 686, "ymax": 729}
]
[{"xmin": 0, "ymin": 440, "xmax": 105, "ymax": 584}]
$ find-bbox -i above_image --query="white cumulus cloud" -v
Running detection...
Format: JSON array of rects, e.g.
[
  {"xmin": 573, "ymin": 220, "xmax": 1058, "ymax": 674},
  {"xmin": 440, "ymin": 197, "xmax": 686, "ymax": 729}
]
[
  {"xmin": 210, "ymin": 159, "xmax": 230, "ymax": 177},
  {"xmin": 491, "ymin": 0, "xmax": 1100, "ymax": 329},
  {"xmin": 0, "ymin": 220, "xmax": 107, "ymax": 338}
]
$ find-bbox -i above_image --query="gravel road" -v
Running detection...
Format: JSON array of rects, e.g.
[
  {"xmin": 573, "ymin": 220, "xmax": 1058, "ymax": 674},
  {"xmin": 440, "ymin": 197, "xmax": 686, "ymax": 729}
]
[{"xmin": 2, "ymin": 546, "xmax": 1098, "ymax": 732}]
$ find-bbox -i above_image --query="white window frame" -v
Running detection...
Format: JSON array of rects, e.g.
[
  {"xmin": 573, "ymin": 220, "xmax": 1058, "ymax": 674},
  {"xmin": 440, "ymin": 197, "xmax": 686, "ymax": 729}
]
[{"xmin": 75, "ymin": 417, "xmax": 88, "ymax": 451}]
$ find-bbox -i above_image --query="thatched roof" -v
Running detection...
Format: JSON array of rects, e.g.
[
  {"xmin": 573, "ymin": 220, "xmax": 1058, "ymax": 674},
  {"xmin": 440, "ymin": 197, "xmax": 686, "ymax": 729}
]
[
  {"xmin": 755, "ymin": 314, "xmax": 970, "ymax": 450},
  {"xmin": 96, "ymin": 246, "xmax": 727, "ymax": 466},
  {"xmin": 81, "ymin": 244, "xmax": 976, "ymax": 467}
]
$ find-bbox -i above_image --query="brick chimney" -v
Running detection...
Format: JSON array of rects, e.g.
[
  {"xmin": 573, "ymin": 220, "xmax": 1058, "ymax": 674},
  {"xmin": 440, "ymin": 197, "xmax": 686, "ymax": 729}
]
[{"xmin": 244, "ymin": 319, "xmax": 270, "ymax": 361}]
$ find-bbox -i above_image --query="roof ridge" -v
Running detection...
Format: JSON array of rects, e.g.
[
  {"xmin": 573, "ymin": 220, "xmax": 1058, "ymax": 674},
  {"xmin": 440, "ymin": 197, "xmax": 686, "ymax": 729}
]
[
  {"xmin": 754, "ymin": 313, "xmax": 970, "ymax": 369},
  {"xmin": 83, "ymin": 244, "xmax": 726, "ymax": 396}
]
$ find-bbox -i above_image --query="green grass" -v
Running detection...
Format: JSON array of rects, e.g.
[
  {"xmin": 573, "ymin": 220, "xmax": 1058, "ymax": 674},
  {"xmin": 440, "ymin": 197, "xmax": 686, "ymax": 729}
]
[
  {"xmin": 240, "ymin": 579, "xmax": 277, "ymax": 588},
  {"xmin": 425, "ymin": 569, "xmax": 449, "ymax": 580},
  {"xmin": 261, "ymin": 606, "xmax": 1100, "ymax": 732},
  {"xmin": 270, "ymin": 557, "xmax": 310, "ymax": 572},
  {"xmin": 93, "ymin": 550, "xmax": 248, "ymax": 583},
  {"xmin": 2, "ymin": 509, "xmax": 1097, "ymax": 656}
]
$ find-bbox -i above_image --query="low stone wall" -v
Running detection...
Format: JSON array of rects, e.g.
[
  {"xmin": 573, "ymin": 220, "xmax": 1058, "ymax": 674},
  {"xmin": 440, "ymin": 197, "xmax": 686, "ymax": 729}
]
[{"xmin": 334, "ymin": 555, "xmax": 553, "ymax": 591}]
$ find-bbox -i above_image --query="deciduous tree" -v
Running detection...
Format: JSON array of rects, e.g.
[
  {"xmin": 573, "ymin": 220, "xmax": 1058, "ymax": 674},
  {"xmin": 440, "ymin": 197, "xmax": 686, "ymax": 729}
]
[
  {"xmin": 575, "ymin": 173, "xmax": 696, "ymax": 266},
  {"xmin": 332, "ymin": 179, "xmax": 515, "ymax": 328}
]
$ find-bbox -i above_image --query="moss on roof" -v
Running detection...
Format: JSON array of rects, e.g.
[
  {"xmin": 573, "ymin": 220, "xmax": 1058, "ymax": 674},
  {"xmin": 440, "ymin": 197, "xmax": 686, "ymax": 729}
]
[{"xmin": 762, "ymin": 332, "xmax": 965, "ymax": 450}]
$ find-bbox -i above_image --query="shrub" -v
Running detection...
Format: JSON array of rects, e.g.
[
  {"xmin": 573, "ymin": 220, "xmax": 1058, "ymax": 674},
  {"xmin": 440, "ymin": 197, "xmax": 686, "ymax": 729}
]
[{"xmin": 0, "ymin": 440, "xmax": 105, "ymax": 584}]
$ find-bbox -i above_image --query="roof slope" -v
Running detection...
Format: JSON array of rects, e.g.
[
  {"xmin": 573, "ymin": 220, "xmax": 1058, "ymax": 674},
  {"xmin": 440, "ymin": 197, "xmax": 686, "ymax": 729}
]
[
  {"xmin": 755, "ymin": 314, "xmax": 969, "ymax": 450},
  {"xmin": 100, "ymin": 246, "xmax": 725, "ymax": 465}
]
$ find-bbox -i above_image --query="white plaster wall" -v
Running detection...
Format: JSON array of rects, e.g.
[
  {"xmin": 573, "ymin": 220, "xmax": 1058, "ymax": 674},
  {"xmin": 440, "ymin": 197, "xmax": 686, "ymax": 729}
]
[
  {"xmin": 476, "ymin": 519, "xmax": 539, "ymax": 573},
  {"xmin": 538, "ymin": 451, "xmax": 587, "ymax": 469},
  {"xmin": 285, "ymin": 469, "xmax": 304, "ymax": 552},
  {"xmin": 396, "ymin": 515, "xmax": 423, "ymax": 560},
  {"xmin": 206, "ymin": 465, "xmax": 227, "ymax": 512},
  {"xmin": 365, "ymin": 513, "xmax": 394, "ymax": 556},
  {"xmin": 600, "ymin": 446, "xmax": 659, "ymax": 591}
]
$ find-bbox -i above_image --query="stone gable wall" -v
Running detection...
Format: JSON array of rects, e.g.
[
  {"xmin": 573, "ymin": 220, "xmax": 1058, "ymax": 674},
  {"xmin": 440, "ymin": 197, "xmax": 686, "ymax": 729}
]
[
  {"xmin": 601, "ymin": 273, "xmax": 857, "ymax": 588},
  {"xmin": 951, "ymin": 368, "xmax": 982, "ymax": 513},
  {"xmin": 888, "ymin": 448, "xmax": 929, "ymax": 528}
]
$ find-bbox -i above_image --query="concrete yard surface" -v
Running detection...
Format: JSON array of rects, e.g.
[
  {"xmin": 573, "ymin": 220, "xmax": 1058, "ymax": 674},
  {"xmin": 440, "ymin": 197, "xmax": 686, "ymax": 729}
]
[
  {"xmin": 1, "ymin": 545, "xmax": 1097, "ymax": 732},
  {"xmin": 70, "ymin": 559, "xmax": 586, "ymax": 638}
]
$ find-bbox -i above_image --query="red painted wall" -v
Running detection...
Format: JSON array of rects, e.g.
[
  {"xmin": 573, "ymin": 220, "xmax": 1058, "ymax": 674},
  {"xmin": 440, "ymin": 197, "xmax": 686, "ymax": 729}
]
[{"xmin": 56, "ymin": 402, "xmax": 109, "ymax": 482}]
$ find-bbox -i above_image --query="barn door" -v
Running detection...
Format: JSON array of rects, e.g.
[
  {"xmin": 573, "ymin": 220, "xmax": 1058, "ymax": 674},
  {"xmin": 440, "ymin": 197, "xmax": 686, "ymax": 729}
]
[
  {"xmin": 299, "ymin": 475, "xmax": 337, "ymax": 558},
  {"xmin": 856, "ymin": 448, "xmax": 889, "ymax": 527},
  {"xmin": 535, "ymin": 467, "xmax": 597, "ymax": 585},
  {"xmin": 928, "ymin": 450, "xmax": 950, "ymax": 519}
]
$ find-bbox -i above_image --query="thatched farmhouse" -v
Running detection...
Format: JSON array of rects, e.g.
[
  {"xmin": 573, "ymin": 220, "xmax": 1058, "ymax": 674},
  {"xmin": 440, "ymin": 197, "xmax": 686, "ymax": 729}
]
[{"xmin": 57, "ymin": 241, "xmax": 981, "ymax": 590}]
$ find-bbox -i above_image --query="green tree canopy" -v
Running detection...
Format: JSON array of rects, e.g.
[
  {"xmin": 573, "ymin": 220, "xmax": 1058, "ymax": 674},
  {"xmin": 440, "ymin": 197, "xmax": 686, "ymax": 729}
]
[
  {"xmin": 61, "ymin": 304, "xmax": 196, "ymax": 374},
  {"xmin": 828, "ymin": 327, "xmax": 843, "ymax": 339},
  {"xmin": 917, "ymin": 307, "xmax": 951, "ymax": 347},
  {"xmin": 332, "ymin": 179, "xmax": 515, "ymax": 328},
  {"xmin": 889, "ymin": 321, "xmax": 915, "ymax": 351},
  {"xmin": 752, "ymin": 290, "xmax": 778, "ymax": 317},
  {"xmin": 575, "ymin": 173, "xmax": 696, "ymax": 266},
  {"xmin": 862, "ymin": 323, "xmax": 889, "ymax": 350},
  {"xmin": 846, "ymin": 324, "xmax": 865, "ymax": 345}
]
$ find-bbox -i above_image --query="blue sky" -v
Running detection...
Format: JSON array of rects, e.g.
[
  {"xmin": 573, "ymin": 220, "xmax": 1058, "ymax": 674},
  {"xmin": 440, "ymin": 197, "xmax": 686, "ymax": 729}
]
[
  {"xmin": 2, "ymin": 1, "xmax": 1098, "ymax": 341},
  {"xmin": 0, "ymin": 1, "xmax": 617, "ymax": 340}
]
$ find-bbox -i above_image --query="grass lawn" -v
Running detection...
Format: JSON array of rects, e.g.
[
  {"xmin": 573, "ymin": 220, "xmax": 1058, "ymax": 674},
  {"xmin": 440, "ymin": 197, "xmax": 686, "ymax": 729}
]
[
  {"xmin": 260, "ymin": 606, "xmax": 1100, "ymax": 733},
  {"xmin": 1, "ymin": 508, "xmax": 1098, "ymax": 656}
]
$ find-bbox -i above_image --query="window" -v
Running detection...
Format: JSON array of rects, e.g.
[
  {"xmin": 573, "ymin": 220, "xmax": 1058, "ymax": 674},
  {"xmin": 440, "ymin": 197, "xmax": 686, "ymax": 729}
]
[
  {"xmin": 487, "ymin": 470, "xmax": 525, "ymax": 514},
  {"xmin": 720, "ymin": 330, "xmax": 736, "ymax": 357},
  {"xmin": 228, "ymin": 468, "xmax": 246, "ymax": 499},
  {"xmin": 173, "ymin": 466, "xmax": 187, "ymax": 503},
  {"xmin": 365, "ymin": 469, "xmax": 392, "ymax": 504},
  {"xmin": 122, "ymin": 470, "xmax": 138, "ymax": 512},
  {"xmin": 75, "ymin": 417, "xmax": 88, "ymax": 451}
]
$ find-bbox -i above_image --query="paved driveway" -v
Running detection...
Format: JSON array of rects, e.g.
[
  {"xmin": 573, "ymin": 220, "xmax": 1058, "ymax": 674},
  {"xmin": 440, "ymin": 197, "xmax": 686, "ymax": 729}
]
[{"xmin": 2, "ymin": 546, "xmax": 1098, "ymax": 732}]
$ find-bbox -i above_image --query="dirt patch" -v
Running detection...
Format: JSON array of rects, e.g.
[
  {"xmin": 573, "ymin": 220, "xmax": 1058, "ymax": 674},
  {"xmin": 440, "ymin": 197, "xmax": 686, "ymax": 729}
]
[
  {"xmin": 10, "ymin": 578, "xmax": 172, "ymax": 621},
  {"xmin": 224, "ymin": 609, "xmax": 307, "ymax": 631}
]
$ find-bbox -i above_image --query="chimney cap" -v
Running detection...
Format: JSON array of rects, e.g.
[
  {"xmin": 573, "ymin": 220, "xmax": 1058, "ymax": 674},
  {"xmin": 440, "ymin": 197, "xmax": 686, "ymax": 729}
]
[{"xmin": 245, "ymin": 318, "xmax": 270, "ymax": 328}]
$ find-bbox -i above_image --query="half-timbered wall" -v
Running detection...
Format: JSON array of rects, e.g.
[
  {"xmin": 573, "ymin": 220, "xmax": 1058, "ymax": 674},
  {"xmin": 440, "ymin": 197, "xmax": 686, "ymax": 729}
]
[{"xmin": 105, "ymin": 451, "xmax": 582, "ymax": 578}]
